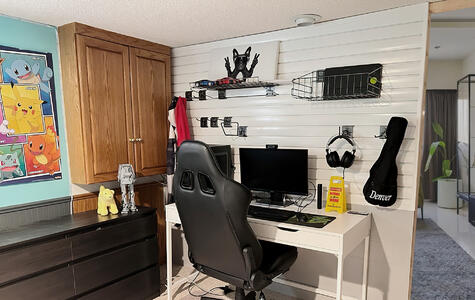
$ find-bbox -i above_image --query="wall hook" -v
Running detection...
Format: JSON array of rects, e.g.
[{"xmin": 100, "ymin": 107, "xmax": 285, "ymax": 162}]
[
  {"xmin": 340, "ymin": 125, "xmax": 354, "ymax": 138},
  {"xmin": 375, "ymin": 126, "xmax": 387, "ymax": 139}
]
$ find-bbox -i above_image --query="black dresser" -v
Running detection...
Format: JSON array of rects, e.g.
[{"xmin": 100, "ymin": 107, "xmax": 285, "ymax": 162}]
[{"xmin": 0, "ymin": 207, "xmax": 160, "ymax": 299}]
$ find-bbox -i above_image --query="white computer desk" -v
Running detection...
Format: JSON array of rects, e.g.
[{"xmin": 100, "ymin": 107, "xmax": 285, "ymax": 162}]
[{"xmin": 165, "ymin": 202, "xmax": 371, "ymax": 300}]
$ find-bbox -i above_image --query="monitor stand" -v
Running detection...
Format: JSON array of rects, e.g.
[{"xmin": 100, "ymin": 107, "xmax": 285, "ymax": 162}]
[{"xmin": 254, "ymin": 191, "xmax": 292, "ymax": 207}]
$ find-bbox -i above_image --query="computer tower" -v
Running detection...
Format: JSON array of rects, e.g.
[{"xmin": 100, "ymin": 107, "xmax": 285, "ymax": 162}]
[{"xmin": 209, "ymin": 144, "xmax": 234, "ymax": 179}]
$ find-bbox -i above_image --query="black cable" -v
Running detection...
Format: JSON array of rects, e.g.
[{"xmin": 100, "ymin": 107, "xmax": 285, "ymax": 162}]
[
  {"xmin": 187, "ymin": 271, "xmax": 226, "ymax": 297},
  {"xmin": 287, "ymin": 181, "xmax": 316, "ymax": 213},
  {"xmin": 297, "ymin": 181, "xmax": 317, "ymax": 214}
]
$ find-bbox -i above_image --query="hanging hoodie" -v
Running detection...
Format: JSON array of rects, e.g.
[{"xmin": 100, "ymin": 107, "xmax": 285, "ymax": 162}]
[
  {"xmin": 174, "ymin": 96, "xmax": 191, "ymax": 147},
  {"xmin": 166, "ymin": 96, "xmax": 191, "ymax": 203}
]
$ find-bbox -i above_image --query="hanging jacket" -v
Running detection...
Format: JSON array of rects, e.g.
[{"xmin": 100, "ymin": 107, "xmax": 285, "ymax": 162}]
[{"xmin": 174, "ymin": 96, "xmax": 190, "ymax": 147}]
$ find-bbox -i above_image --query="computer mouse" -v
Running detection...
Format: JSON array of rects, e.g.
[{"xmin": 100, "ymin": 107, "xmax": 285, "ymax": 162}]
[{"xmin": 297, "ymin": 213, "xmax": 308, "ymax": 222}]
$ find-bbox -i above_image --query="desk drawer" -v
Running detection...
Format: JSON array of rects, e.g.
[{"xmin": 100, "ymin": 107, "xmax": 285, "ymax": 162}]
[
  {"xmin": 0, "ymin": 238, "xmax": 71, "ymax": 284},
  {"xmin": 73, "ymin": 237, "xmax": 158, "ymax": 295},
  {"xmin": 71, "ymin": 214, "xmax": 156, "ymax": 259},
  {"xmin": 0, "ymin": 266, "xmax": 74, "ymax": 299},
  {"xmin": 250, "ymin": 222, "xmax": 340, "ymax": 253},
  {"xmin": 78, "ymin": 265, "xmax": 160, "ymax": 300}
]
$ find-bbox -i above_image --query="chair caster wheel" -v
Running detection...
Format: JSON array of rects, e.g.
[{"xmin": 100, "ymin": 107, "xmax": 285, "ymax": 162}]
[{"xmin": 259, "ymin": 291, "xmax": 266, "ymax": 300}]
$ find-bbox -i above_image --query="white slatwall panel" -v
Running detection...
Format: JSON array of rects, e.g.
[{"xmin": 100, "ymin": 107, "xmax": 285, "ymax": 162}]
[{"xmin": 172, "ymin": 5, "xmax": 427, "ymax": 212}]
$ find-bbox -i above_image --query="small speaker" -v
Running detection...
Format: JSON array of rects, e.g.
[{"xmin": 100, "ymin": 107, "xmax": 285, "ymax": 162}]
[{"xmin": 317, "ymin": 184, "xmax": 323, "ymax": 209}]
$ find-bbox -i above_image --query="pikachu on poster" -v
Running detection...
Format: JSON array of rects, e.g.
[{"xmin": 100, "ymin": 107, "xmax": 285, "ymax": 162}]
[{"xmin": 0, "ymin": 83, "xmax": 45, "ymax": 135}]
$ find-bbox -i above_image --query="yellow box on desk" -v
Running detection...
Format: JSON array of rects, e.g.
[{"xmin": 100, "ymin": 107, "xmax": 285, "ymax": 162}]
[{"xmin": 325, "ymin": 176, "xmax": 347, "ymax": 213}]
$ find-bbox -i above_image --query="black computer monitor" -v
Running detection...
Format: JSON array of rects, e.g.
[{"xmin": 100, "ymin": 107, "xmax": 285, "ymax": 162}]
[{"xmin": 239, "ymin": 148, "xmax": 308, "ymax": 205}]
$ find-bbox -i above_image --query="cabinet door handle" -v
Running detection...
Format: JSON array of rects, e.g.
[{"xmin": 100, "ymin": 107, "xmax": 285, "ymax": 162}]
[
  {"xmin": 136, "ymin": 138, "xmax": 143, "ymax": 142},
  {"xmin": 129, "ymin": 138, "xmax": 136, "ymax": 142}
]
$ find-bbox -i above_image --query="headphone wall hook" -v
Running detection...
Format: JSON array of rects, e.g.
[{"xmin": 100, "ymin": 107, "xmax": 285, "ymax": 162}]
[{"xmin": 340, "ymin": 125, "xmax": 354, "ymax": 139}]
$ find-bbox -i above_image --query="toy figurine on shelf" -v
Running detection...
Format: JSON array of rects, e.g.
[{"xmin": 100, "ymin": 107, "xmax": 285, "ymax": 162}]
[
  {"xmin": 118, "ymin": 164, "xmax": 137, "ymax": 213},
  {"xmin": 97, "ymin": 185, "xmax": 118, "ymax": 216}
]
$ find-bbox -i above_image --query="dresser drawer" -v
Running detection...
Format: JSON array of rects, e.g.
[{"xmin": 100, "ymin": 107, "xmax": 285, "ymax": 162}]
[
  {"xmin": 250, "ymin": 222, "xmax": 340, "ymax": 253},
  {"xmin": 0, "ymin": 266, "xmax": 74, "ymax": 299},
  {"xmin": 0, "ymin": 238, "xmax": 71, "ymax": 284},
  {"xmin": 71, "ymin": 213, "xmax": 156, "ymax": 260},
  {"xmin": 78, "ymin": 265, "xmax": 160, "ymax": 300},
  {"xmin": 73, "ymin": 237, "xmax": 158, "ymax": 295}
]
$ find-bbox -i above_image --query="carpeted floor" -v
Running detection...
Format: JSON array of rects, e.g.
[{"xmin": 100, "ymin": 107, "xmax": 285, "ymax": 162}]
[{"xmin": 411, "ymin": 218, "xmax": 475, "ymax": 300}]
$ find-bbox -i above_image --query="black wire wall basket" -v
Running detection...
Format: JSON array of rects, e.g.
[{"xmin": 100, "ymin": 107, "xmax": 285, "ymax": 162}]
[{"xmin": 291, "ymin": 64, "xmax": 383, "ymax": 101}]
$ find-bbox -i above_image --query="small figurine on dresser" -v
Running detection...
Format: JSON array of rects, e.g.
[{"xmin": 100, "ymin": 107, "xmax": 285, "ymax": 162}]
[
  {"xmin": 97, "ymin": 185, "xmax": 118, "ymax": 216},
  {"xmin": 118, "ymin": 164, "xmax": 137, "ymax": 213}
]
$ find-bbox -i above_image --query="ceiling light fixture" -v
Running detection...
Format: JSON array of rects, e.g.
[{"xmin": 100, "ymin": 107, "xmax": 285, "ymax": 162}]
[{"xmin": 294, "ymin": 14, "xmax": 322, "ymax": 27}]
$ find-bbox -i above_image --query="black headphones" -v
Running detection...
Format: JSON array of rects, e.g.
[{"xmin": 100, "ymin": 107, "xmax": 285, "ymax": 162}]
[{"xmin": 325, "ymin": 135, "xmax": 356, "ymax": 168}]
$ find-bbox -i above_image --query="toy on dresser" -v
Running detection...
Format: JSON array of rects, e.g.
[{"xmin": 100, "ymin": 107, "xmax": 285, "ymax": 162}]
[
  {"xmin": 97, "ymin": 185, "xmax": 119, "ymax": 216},
  {"xmin": 118, "ymin": 164, "xmax": 137, "ymax": 214}
]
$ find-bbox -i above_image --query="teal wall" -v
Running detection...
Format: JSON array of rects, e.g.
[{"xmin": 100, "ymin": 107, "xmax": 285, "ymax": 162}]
[{"xmin": 0, "ymin": 15, "xmax": 70, "ymax": 207}]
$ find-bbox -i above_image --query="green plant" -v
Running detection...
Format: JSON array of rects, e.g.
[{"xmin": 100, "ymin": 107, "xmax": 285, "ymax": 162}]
[{"xmin": 424, "ymin": 122, "xmax": 453, "ymax": 182}]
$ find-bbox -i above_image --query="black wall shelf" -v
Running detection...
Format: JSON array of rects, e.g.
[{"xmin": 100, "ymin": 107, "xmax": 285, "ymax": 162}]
[{"xmin": 188, "ymin": 79, "xmax": 278, "ymax": 99}]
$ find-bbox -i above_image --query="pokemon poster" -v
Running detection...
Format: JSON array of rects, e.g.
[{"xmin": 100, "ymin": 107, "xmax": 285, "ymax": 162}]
[{"xmin": 0, "ymin": 46, "xmax": 62, "ymax": 185}]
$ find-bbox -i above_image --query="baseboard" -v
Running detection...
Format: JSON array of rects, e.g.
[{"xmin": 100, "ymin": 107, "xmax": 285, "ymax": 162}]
[{"xmin": 0, "ymin": 197, "xmax": 71, "ymax": 228}]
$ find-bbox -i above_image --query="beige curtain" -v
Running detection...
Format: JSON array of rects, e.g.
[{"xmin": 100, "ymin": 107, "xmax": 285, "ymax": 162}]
[{"xmin": 421, "ymin": 90, "xmax": 457, "ymax": 202}]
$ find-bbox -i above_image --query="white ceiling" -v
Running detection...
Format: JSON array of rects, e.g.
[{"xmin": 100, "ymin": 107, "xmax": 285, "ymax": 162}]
[
  {"xmin": 432, "ymin": 7, "xmax": 475, "ymax": 20},
  {"xmin": 0, "ymin": 0, "xmax": 427, "ymax": 47},
  {"xmin": 430, "ymin": 8, "xmax": 475, "ymax": 60}
]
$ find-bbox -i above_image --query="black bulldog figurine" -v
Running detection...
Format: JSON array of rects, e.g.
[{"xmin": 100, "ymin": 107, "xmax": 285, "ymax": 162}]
[{"xmin": 225, "ymin": 46, "xmax": 259, "ymax": 79}]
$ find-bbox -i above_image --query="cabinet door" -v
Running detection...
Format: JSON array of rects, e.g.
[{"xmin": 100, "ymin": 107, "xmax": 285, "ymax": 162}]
[
  {"xmin": 130, "ymin": 48, "xmax": 170, "ymax": 176},
  {"xmin": 76, "ymin": 35, "xmax": 134, "ymax": 183}
]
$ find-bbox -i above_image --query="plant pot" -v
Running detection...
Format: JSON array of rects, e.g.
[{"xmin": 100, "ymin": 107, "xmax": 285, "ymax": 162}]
[{"xmin": 437, "ymin": 178, "xmax": 457, "ymax": 208}]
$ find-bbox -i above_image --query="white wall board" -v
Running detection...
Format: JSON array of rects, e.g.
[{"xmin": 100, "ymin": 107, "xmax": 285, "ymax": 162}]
[{"xmin": 172, "ymin": 3, "xmax": 429, "ymax": 300}]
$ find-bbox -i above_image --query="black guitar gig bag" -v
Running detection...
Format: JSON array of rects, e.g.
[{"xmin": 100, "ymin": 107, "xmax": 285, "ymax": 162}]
[{"xmin": 364, "ymin": 117, "xmax": 408, "ymax": 207}]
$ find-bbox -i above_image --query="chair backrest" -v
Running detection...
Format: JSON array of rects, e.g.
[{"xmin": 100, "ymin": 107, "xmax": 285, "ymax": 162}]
[{"xmin": 173, "ymin": 141, "xmax": 262, "ymax": 280}]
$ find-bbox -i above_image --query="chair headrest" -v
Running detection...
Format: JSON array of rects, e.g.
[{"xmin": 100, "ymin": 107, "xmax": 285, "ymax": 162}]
[{"xmin": 176, "ymin": 141, "xmax": 224, "ymax": 179}]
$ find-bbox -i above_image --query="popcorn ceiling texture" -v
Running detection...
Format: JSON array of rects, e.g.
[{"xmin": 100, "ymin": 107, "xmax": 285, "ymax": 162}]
[{"xmin": 0, "ymin": 0, "xmax": 426, "ymax": 47}]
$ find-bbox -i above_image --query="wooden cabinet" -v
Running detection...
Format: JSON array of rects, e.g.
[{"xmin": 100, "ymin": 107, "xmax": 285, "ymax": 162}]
[
  {"xmin": 76, "ymin": 35, "xmax": 134, "ymax": 182},
  {"xmin": 59, "ymin": 23, "xmax": 170, "ymax": 184},
  {"xmin": 130, "ymin": 48, "xmax": 170, "ymax": 176}
]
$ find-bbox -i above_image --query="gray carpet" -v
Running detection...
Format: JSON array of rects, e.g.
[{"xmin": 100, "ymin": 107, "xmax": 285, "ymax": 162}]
[{"xmin": 411, "ymin": 218, "xmax": 475, "ymax": 300}]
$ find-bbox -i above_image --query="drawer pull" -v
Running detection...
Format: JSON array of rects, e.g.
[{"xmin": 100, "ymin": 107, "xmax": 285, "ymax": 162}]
[{"xmin": 277, "ymin": 226, "xmax": 298, "ymax": 232}]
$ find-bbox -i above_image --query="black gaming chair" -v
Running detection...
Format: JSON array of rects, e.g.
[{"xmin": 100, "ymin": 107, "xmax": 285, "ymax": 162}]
[{"xmin": 173, "ymin": 141, "xmax": 298, "ymax": 300}]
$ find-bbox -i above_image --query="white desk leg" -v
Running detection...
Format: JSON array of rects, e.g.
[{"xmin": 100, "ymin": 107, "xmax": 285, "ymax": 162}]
[
  {"xmin": 361, "ymin": 236, "xmax": 370, "ymax": 300},
  {"xmin": 336, "ymin": 253, "xmax": 343, "ymax": 300},
  {"xmin": 166, "ymin": 221, "xmax": 173, "ymax": 300}
]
